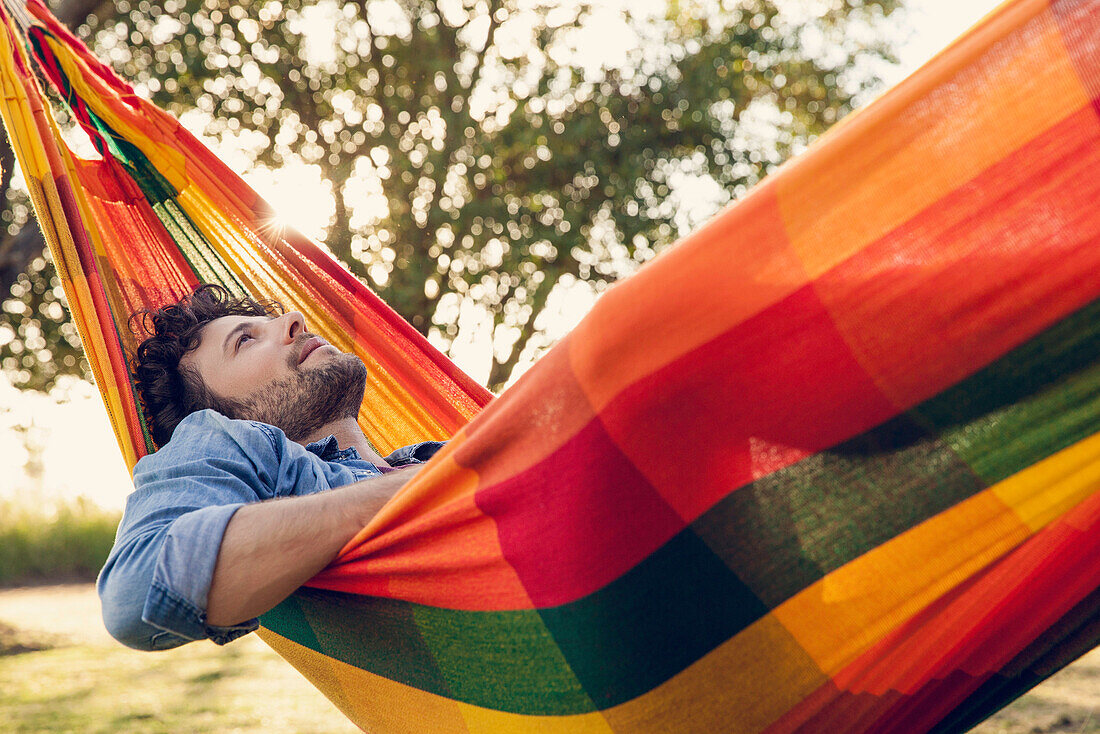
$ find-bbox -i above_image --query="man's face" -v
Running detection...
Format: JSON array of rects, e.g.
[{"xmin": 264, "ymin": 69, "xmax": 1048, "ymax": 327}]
[{"xmin": 181, "ymin": 311, "xmax": 367, "ymax": 441}]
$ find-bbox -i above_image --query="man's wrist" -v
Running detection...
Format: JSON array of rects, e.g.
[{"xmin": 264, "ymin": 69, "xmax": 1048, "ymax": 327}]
[{"xmin": 343, "ymin": 464, "xmax": 422, "ymax": 530}]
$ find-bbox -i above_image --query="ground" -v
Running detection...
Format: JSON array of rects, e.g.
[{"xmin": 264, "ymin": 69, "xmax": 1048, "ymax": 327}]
[
  {"xmin": 0, "ymin": 584, "xmax": 356, "ymax": 733},
  {"xmin": 0, "ymin": 584, "xmax": 1096, "ymax": 733}
]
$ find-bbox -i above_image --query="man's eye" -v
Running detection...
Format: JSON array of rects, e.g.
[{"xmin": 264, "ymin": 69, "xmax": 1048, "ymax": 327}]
[{"xmin": 236, "ymin": 333, "xmax": 252, "ymax": 351}]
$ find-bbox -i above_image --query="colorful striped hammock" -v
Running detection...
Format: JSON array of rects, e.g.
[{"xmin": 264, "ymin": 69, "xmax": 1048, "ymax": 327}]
[{"xmin": 3, "ymin": 0, "xmax": 1100, "ymax": 731}]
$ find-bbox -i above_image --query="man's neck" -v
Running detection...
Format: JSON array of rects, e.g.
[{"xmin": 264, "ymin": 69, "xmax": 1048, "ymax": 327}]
[{"xmin": 297, "ymin": 417, "xmax": 390, "ymax": 467}]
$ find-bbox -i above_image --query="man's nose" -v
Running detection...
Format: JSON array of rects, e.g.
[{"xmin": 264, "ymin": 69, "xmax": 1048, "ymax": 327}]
[{"xmin": 277, "ymin": 311, "xmax": 306, "ymax": 343}]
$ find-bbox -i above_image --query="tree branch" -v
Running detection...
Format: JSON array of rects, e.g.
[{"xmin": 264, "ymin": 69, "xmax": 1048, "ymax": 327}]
[
  {"xmin": 466, "ymin": 0, "xmax": 503, "ymax": 107},
  {"xmin": 0, "ymin": 0, "xmax": 114, "ymax": 298},
  {"xmin": 486, "ymin": 271, "xmax": 554, "ymax": 391},
  {"xmin": 1, "ymin": 131, "xmax": 13, "ymax": 200},
  {"xmin": 417, "ymin": 0, "xmax": 504, "ymax": 271},
  {"xmin": 52, "ymin": 0, "xmax": 113, "ymax": 29},
  {"xmin": 0, "ymin": 224, "xmax": 45, "ymax": 297}
]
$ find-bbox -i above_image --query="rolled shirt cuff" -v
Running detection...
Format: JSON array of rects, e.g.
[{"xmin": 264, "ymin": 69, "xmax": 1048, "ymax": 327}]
[
  {"xmin": 142, "ymin": 503, "xmax": 258, "ymax": 644},
  {"xmin": 385, "ymin": 440, "xmax": 446, "ymax": 466}
]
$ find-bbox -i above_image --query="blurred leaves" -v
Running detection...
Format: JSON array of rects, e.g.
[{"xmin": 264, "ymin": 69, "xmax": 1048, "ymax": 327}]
[
  {"xmin": 0, "ymin": 253, "xmax": 88, "ymax": 391},
  {"xmin": 2, "ymin": 0, "xmax": 903, "ymax": 391}
]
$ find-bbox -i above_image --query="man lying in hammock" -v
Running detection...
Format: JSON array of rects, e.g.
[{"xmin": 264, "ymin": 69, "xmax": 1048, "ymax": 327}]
[{"xmin": 96, "ymin": 284, "xmax": 442, "ymax": 651}]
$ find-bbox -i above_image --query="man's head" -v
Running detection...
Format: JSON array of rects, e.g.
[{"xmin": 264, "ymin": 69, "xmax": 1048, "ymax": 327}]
[{"xmin": 131, "ymin": 284, "xmax": 367, "ymax": 447}]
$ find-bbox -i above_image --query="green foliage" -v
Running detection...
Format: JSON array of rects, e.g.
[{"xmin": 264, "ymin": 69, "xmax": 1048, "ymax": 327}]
[
  {"xmin": 0, "ymin": 499, "xmax": 120, "ymax": 586},
  {"xmin": 0, "ymin": 254, "xmax": 89, "ymax": 391},
  {"xmin": 2, "ymin": 0, "xmax": 902, "ymax": 390}
]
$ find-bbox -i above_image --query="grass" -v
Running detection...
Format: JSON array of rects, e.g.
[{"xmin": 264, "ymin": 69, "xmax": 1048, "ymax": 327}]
[
  {"xmin": 0, "ymin": 498, "xmax": 119, "ymax": 586},
  {"xmin": 0, "ymin": 585, "xmax": 357, "ymax": 733},
  {"xmin": 0, "ymin": 637, "xmax": 358, "ymax": 733}
]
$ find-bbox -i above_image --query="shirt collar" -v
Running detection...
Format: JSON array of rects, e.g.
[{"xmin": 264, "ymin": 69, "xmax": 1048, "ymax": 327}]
[{"xmin": 304, "ymin": 434, "xmax": 362, "ymax": 462}]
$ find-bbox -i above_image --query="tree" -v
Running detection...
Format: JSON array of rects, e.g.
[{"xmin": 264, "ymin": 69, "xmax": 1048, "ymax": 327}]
[
  {"xmin": 0, "ymin": 0, "xmax": 111, "ymax": 294},
  {"xmin": 0, "ymin": 0, "xmax": 116, "ymax": 390},
  {"xmin": 2, "ymin": 0, "xmax": 902, "ymax": 391}
]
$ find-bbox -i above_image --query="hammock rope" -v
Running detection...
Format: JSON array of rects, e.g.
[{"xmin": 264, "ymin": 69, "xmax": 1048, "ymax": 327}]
[{"xmin": 2, "ymin": 0, "xmax": 1100, "ymax": 731}]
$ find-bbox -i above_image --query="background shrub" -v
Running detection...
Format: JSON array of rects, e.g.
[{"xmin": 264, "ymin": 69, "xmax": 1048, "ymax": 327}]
[{"xmin": 0, "ymin": 498, "xmax": 120, "ymax": 586}]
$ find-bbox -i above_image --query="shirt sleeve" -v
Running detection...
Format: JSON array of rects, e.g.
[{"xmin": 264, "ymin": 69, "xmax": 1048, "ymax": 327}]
[{"xmin": 97, "ymin": 410, "xmax": 318, "ymax": 651}]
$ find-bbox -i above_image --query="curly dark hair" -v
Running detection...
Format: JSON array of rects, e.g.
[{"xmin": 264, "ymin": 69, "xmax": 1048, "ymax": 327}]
[{"xmin": 130, "ymin": 284, "xmax": 283, "ymax": 447}]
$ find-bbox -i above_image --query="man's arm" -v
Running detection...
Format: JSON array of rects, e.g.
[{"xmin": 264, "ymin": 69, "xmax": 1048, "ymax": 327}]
[{"xmin": 206, "ymin": 464, "xmax": 420, "ymax": 627}]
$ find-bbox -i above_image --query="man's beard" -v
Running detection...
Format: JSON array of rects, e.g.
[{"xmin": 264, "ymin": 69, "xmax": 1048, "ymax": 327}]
[{"xmin": 222, "ymin": 347, "xmax": 368, "ymax": 442}]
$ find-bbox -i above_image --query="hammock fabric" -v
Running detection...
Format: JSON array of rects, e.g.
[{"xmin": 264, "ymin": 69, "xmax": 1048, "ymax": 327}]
[{"xmin": 3, "ymin": 0, "xmax": 1100, "ymax": 731}]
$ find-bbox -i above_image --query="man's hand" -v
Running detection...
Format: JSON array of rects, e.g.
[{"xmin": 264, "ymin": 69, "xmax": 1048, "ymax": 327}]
[{"xmin": 206, "ymin": 465, "xmax": 422, "ymax": 627}]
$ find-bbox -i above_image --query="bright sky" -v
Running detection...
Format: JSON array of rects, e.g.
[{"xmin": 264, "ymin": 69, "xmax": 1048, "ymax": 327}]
[{"xmin": 0, "ymin": 0, "xmax": 1005, "ymax": 511}]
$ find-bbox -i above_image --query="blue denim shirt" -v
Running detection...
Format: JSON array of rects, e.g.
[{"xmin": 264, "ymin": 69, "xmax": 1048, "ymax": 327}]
[{"xmin": 97, "ymin": 409, "xmax": 443, "ymax": 651}]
